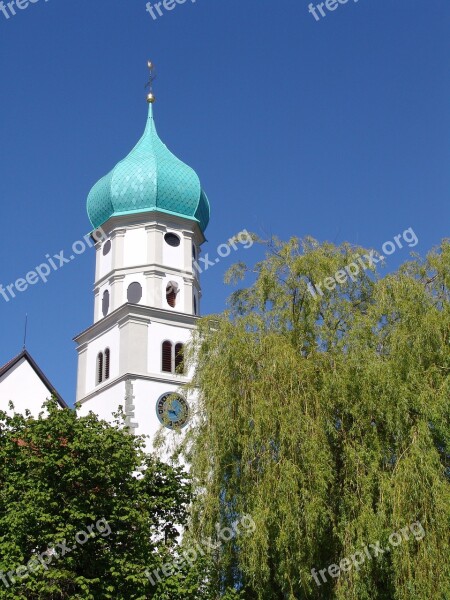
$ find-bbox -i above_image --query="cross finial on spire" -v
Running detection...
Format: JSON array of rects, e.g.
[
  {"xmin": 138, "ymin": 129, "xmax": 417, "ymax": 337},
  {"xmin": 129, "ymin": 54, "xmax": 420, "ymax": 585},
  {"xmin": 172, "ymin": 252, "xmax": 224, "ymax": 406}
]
[{"xmin": 145, "ymin": 60, "xmax": 156, "ymax": 104}]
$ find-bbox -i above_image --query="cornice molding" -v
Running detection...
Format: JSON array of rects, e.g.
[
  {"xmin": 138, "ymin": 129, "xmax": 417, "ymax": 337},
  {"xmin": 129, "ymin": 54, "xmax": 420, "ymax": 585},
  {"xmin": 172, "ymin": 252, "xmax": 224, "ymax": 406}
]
[
  {"xmin": 74, "ymin": 303, "xmax": 198, "ymax": 344},
  {"xmin": 76, "ymin": 371, "xmax": 189, "ymax": 405},
  {"xmin": 98, "ymin": 211, "xmax": 205, "ymax": 245},
  {"xmin": 95, "ymin": 264, "xmax": 195, "ymax": 288}
]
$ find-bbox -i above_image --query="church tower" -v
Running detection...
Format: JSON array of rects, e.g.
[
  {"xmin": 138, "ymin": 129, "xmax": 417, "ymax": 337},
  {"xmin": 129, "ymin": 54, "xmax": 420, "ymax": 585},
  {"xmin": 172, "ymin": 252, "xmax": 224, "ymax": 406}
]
[{"xmin": 74, "ymin": 68, "xmax": 210, "ymax": 453}]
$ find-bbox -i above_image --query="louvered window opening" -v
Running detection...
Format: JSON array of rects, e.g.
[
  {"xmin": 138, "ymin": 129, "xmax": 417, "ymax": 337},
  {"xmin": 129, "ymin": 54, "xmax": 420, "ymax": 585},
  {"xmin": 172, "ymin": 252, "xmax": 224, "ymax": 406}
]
[
  {"xmin": 162, "ymin": 342, "xmax": 185, "ymax": 375},
  {"xmin": 162, "ymin": 341, "xmax": 173, "ymax": 372},
  {"xmin": 97, "ymin": 349, "xmax": 111, "ymax": 385},
  {"xmin": 97, "ymin": 353, "xmax": 103, "ymax": 385},
  {"xmin": 104, "ymin": 349, "xmax": 110, "ymax": 380},
  {"xmin": 175, "ymin": 343, "xmax": 184, "ymax": 374}
]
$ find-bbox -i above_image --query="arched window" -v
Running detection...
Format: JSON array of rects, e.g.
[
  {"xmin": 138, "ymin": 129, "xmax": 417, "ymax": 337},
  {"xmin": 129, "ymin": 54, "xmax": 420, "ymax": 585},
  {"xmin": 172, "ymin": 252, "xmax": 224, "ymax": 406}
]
[
  {"xmin": 175, "ymin": 343, "xmax": 184, "ymax": 374},
  {"xmin": 97, "ymin": 353, "xmax": 104, "ymax": 385},
  {"xmin": 161, "ymin": 342, "xmax": 185, "ymax": 374},
  {"xmin": 97, "ymin": 349, "xmax": 111, "ymax": 385},
  {"xmin": 104, "ymin": 348, "xmax": 110, "ymax": 380},
  {"xmin": 162, "ymin": 341, "xmax": 173, "ymax": 373},
  {"xmin": 166, "ymin": 282, "xmax": 178, "ymax": 308}
]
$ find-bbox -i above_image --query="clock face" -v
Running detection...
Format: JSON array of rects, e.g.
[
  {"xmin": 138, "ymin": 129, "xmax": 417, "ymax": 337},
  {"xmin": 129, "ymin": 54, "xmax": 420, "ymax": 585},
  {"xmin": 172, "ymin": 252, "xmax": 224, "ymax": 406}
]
[{"xmin": 156, "ymin": 393, "xmax": 189, "ymax": 429}]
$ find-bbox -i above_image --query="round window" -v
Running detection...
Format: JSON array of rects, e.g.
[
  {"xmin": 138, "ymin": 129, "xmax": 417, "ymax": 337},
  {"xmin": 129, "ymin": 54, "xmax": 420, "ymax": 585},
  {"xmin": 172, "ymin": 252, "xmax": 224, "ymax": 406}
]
[
  {"xmin": 127, "ymin": 282, "xmax": 143, "ymax": 304},
  {"xmin": 164, "ymin": 233, "xmax": 181, "ymax": 247}
]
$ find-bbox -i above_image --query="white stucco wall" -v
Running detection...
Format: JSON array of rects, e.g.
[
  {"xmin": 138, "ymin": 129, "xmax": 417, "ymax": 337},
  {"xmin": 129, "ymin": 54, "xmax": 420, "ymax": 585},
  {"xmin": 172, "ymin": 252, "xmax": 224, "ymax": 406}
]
[
  {"xmin": 77, "ymin": 379, "xmax": 126, "ymax": 422},
  {"xmin": 98, "ymin": 239, "xmax": 112, "ymax": 279},
  {"xmin": 0, "ymin": 359, "xmax": 55, "ymax": 417},
  {"xmin": 162, "ymin": 229, "xmax": 185, "ymax": 270},
  {"xmin": 124, "ymin": 227, "xmax": 147, "ymax": 268},
  {"xmin": 77, "ymin": 376, "xmax": 194, "ymax": 460}
]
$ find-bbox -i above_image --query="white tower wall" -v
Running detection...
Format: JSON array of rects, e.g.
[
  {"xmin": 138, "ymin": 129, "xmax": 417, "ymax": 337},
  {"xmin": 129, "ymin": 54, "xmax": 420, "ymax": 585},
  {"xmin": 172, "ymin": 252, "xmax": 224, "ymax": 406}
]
[{"xmin": 75, "ymin": 211, "xmax": 204, "ymax": 459}]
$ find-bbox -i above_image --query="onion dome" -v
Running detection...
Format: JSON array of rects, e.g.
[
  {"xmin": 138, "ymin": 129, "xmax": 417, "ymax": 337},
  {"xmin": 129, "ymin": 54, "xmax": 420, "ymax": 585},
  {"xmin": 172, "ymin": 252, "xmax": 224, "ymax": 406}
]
[{"xmin": 87, "ymin": 103, "xmax": 210, "ymax": 233}]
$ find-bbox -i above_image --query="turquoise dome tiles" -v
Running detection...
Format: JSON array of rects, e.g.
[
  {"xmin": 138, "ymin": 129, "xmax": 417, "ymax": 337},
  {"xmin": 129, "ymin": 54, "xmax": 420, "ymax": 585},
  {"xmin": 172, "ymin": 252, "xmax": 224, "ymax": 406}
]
[{"xmin": 87, "ymin": 104, "xmax": 210, "ymax": 232}]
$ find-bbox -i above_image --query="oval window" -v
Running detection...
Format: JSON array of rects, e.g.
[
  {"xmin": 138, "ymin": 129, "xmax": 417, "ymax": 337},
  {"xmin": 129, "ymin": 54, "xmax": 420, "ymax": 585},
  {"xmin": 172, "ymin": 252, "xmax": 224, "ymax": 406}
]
[
  {"xmin": 164, "ymin": 233, "xmax": 181, "ymax": 247},
  {"xmin": 166, "ymin": 282, "xmax": 178, "ymax": 308},
  {"xmin": 127, "ymin": 282, "xmax": 143, "ymax": 304},
  {"xmin": 102, "ymin": 290, "xmax": 110, "ymax": 317},
  {"xmin": 102, "ymin": 240, "xmax": 112, "ymax": 256}
]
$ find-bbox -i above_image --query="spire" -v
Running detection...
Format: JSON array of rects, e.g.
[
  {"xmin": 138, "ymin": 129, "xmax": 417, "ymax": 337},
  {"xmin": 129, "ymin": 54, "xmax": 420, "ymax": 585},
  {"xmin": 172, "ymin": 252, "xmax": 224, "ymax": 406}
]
[
  {"xmin": 86, "ymin": 65, "xmax": 210, "ymax": 233},
  {"xmin": 145, "ymin": 60, "xmax": 156, "ymax": 104}
]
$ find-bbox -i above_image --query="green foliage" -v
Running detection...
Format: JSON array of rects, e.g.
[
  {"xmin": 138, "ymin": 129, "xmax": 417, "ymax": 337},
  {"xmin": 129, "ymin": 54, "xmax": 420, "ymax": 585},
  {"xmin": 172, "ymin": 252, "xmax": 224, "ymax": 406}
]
[
  {"xmin": 185, "ymin": 236, "xmax": 450, "ymax": 599},
  {"xmin": 0, "ymin": 401, "xmax": 193, "ymax": 599}
]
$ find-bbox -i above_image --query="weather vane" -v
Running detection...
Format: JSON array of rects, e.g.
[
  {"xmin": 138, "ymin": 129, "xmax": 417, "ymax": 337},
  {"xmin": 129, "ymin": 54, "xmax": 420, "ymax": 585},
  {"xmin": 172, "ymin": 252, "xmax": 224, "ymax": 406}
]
[{"xmin": 145, "ymin": 60, "xmax": 156, "ymax": 104}]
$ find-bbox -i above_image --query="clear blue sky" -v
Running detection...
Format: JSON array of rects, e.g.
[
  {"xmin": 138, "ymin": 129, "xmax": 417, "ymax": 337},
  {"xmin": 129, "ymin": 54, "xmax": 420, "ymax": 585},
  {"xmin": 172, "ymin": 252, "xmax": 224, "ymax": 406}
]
[{"xmin": 0, "ymin": 0, "xmax": 449, "ymax": 406}]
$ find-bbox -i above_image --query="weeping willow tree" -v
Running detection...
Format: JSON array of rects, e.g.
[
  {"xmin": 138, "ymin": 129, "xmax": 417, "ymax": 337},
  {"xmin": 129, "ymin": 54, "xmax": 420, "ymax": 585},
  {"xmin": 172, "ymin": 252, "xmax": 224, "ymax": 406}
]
[{"xmin": 183, "ymin": 236, "xmax": 450, "ymax": 600}]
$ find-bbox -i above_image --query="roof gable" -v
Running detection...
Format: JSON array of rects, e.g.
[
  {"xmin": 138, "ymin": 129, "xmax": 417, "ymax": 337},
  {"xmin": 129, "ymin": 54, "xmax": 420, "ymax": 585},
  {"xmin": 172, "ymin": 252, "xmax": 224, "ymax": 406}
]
[{"xmin": 0, "ymin": 350, "xmax": 68, "ymax": 409}]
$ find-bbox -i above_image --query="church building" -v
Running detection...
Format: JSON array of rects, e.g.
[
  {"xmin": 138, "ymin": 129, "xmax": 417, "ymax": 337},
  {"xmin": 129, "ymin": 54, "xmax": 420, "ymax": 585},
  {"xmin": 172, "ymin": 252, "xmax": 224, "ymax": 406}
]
[
  {"xmin": 74, "ymin": 77, "xmax": 209, "ymax": 453},
  {"xmin": 0, "ymin": 66, "xmax": 209, "ymax": 457}
]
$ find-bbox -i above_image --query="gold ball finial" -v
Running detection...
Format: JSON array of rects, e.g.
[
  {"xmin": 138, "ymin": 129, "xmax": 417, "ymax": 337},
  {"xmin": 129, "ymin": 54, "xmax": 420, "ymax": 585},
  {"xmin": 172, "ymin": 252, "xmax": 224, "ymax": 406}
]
[{"xmin": 145, "ymin": 60, "xmax": 156, "ymax": 103}]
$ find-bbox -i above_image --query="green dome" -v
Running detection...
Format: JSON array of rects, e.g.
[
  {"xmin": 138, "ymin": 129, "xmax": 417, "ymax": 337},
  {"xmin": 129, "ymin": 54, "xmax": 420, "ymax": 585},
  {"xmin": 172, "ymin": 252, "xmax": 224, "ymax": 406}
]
[{"xmin": 87, "ymin": 104, "xmax": 210, "ymax": 232}]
